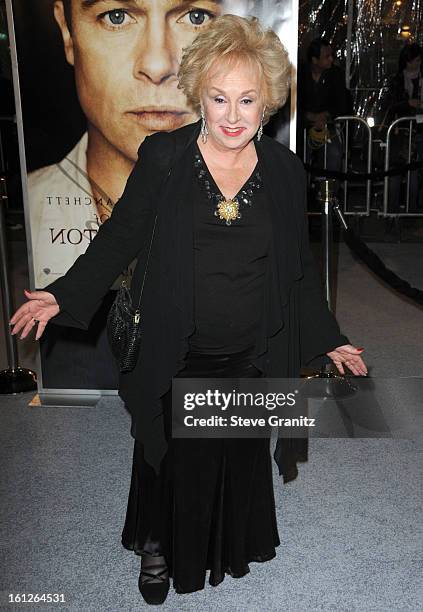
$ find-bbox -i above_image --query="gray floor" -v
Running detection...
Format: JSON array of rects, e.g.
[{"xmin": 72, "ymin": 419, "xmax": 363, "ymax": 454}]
[{"xmin": 1, "ymin": 239, "xmax": 423, "ymax": 611}]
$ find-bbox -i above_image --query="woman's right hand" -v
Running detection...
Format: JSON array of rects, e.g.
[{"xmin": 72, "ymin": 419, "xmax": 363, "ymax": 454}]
[{"xmin": 9, "ymin": 289, "xmax": 60, "ymax": 340}]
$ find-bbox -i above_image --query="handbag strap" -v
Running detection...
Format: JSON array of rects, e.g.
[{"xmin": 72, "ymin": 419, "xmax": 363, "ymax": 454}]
[{"xmin": 134, "ymin": 213, "xmax": 157, "ymax": 312}]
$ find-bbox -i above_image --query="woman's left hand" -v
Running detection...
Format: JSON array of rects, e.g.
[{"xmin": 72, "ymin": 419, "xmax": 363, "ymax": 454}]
[{"xmin": 326, "ymin": 345, "xmax": 368, "ymax": 376}]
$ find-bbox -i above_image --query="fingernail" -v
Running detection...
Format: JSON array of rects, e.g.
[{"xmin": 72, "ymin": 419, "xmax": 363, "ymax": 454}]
[{"xmin": 356, "ymin": 347, "xmax": 364, "ymax": 351}]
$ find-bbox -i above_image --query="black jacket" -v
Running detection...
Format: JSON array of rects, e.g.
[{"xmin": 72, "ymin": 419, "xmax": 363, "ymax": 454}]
[
  {"xmin": 47, "ymin": 119, "xmax": 349, "ymax": 477},
  {"xmin": 382, "ymin": 69, "xmax": 423, "ymax": 126},
  {"xmin": 297, "ymin": 64, "xmax": 352, "ymax": 124}
]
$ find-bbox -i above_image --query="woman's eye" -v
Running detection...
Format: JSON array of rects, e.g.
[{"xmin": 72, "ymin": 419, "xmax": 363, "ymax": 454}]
[
  {"xmin": 179, "ymin": 9, "xmax": 215, "ymax": 27},
  {"xmin": 241, "ymin": 99, "xmax": 253, "ymax": 104},
  {"xmin": 214, "ymin": 97, "xmax": 225, "ymax": 103},
  {"xmin": 100, "ymin": 9, "xmax": 134, "ymax": 28}
]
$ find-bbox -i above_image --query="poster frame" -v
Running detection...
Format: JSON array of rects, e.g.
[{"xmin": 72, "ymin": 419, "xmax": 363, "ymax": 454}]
[{"xmin": 5, "ymin": 0, "xmax": 298, "ymax": 404}]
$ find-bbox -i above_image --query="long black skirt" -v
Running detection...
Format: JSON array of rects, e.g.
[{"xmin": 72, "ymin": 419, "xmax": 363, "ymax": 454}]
[{"xmin": 121, "ymin": 347, "xmax": 280, "ymax": 594}]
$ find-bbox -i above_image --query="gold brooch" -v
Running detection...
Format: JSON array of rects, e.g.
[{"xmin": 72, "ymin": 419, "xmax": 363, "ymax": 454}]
[{"xmin": 215, "ymin": 198, "xmax": 241, "ymax": 226}]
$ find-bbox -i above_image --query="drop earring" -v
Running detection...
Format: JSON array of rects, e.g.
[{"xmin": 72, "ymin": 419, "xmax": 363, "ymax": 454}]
[
  {"xmin": 257, "ymin": 107, "xmax": 266, "ymax": 141},
  {"xmin": 200, "ymin": 108, "xmax": 208, "ymax": 144}
]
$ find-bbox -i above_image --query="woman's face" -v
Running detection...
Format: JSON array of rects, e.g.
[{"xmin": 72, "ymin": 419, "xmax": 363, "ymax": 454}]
[{"xmin": 200, "ymin": 59, "xmax": 265, "ymax": 152}]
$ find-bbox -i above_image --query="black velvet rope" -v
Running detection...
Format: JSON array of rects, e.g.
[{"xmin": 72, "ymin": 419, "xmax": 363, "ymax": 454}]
[
  {"xmin": 305, "ymin": 159, "xmax": 423, "ymax": 181},
  {"xmin": 342, "ymin": 227, "xmax": 423, "ymax": 307}
]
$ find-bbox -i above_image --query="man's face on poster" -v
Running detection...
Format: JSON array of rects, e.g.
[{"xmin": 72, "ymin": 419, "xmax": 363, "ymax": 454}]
[{"xmin": 54, "ymin": 0, "xmax": 223, "ymax": 163}]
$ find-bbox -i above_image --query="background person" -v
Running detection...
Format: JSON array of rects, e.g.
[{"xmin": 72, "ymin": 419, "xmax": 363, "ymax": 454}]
[
  {"xmin": 10, "ymin": 15, "xmax": 367, "ymax": 605},
  {"xmin": 382, "ymin": 43, "xmax": 423, "ymax": 213},
  {"xmin": 297, "ymin": 37, "xmax": 352, "ymax": 177}
]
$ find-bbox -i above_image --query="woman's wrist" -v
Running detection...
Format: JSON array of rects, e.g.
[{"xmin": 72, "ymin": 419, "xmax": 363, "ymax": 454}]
[{"xmin": 46, "ymin": 287, "xmax": 63, "ymax": 313}]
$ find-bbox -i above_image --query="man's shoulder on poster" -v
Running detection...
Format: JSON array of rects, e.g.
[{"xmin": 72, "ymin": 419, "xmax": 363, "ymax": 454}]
[{"xmin": 28, "ymin": 132, "xmax": 90, "ymax": 199}]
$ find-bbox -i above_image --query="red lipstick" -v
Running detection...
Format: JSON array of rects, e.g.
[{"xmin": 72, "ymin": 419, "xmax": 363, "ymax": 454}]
[{"xmin": 221, "ymin": 126, "xmax": 246, "ymax": 137}]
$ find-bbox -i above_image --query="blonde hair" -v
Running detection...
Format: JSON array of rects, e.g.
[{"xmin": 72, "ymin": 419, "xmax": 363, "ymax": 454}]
[{"xmin": 177, "ymin": 14, "xmax": 291, "ymax": 124}]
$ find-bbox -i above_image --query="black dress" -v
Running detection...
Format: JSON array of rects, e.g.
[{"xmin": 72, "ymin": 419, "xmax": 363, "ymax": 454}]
[{"xmin": 121, "ymin": 144, "xmax": 281, "ymax": 594}]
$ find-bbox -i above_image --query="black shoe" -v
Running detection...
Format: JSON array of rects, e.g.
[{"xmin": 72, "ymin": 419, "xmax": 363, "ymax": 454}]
[{"xmin": 138, "ymin": 553, "xmax": 170, "ymax": 605}]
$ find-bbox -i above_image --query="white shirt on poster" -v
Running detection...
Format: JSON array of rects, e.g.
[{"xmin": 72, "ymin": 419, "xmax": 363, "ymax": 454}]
[{"xmin": 28, "ymin": 132, "xmax": 106, "ymax": 289}]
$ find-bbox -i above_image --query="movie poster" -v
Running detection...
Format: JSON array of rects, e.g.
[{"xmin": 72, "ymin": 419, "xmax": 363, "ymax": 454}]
[{"xmin": 8, "ymin": 0, "xmax": 297, "ymax": 393}]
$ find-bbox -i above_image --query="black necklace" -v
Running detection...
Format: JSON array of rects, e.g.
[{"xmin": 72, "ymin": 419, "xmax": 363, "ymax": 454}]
[{"xmin": 194, "ymin": 150, "xmax": 263, "ymax": 226}]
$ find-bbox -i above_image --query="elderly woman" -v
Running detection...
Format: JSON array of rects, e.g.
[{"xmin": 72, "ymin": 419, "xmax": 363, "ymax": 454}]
[{"xmin": 10, "ymin": 15, "xmax": 367, "ymax": 605}]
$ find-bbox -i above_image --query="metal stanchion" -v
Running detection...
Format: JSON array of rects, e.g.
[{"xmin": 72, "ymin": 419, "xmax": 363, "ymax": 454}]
[
  {"xmin": 304, "ymin": 179, "xmax": 356, "ymax": 398},
  {"xmin": 0, "ymin": 174, "xmax": 37, "ymax": 394},
  {"xmin": 320, "ymin": 179, "xmax": 334, "ymax": 308}
]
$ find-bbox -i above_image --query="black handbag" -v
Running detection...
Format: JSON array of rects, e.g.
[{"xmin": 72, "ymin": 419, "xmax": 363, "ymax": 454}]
[{"xmin": 107, "ymin": 214, "xmax": 158, "ymax": 373}]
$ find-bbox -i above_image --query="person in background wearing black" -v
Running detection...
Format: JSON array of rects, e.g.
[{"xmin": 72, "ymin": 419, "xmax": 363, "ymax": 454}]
[
  {"xmin": 382, "ymin": 43, "xmax": 423, "ymax": 213},
  {"xmin": 297, "ymin": 37, "xmax": 352, "ymax": 179}
]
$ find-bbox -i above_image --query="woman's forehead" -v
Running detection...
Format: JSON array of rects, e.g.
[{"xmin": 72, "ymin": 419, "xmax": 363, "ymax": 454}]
[{"xmin": 206, "ymin": 56, "xmax": 262, "ymax": 83}]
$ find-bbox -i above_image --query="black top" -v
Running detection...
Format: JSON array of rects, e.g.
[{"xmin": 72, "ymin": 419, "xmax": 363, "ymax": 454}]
[
  {"xmin": 189, "ymin": 142, "xmax": 271, "ymax": 354},
  {"xmin": 297, "ymin": 64, "xmax": 352, "ymax": 123},
  {"xmin": 411, "ymin": 77, "xmax": 420, "ymax": 99},
  {"xmin": 382, "ymin": 69, "xmax": 423, "ymax": 128}
]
